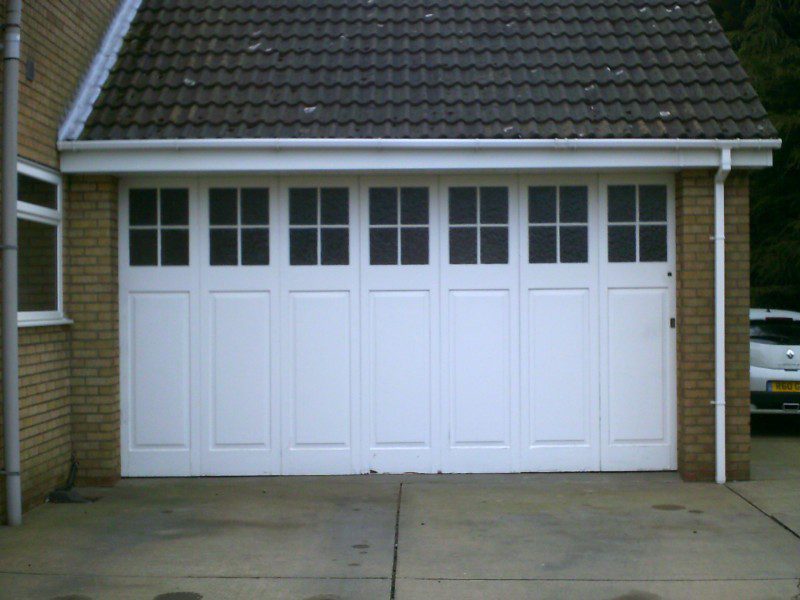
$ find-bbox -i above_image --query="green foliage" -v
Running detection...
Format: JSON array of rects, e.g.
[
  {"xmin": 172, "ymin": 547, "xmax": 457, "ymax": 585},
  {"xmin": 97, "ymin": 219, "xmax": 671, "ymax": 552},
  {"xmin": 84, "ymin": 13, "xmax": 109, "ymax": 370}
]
[{"xmin": 712, "ymin": 0, "xmax": 800, "ymax": 310}]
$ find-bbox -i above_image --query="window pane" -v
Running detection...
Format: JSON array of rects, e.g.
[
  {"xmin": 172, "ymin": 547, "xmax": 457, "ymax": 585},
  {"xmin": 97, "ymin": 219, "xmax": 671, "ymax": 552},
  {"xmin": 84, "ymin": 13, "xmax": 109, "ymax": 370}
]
[
  {"xmin": 560, "ymin": 186, "xmax": 588, "ymax": 223},
  {"xmin": 321, "ymin": 227, "xmax": 349, "ymax": 265},
  {"xmin": 560, "ymin": 225, "xmax": 588, "ymax": 263},
  {"xmin": 321, "ymin": 188, "xmax": 349, "ymax": 225},
  {"xmin": 400, "ymin": 188, "xmax": 428, "ymax": 225},
  {"xmin": 161, "ymin": 188, "xmax": 189, "ymax": 225},
  {"xmin": 129, "ymin": 188, "xmax": 157, "ymax": 226},
  {"xmin": 449, "ymin": 187, "xmax": 477, "ymax": 224},
  {"xmin": 401, "ymin": 227, "xmax": 429, "ymax": 265},
  {"xmin": 210, "ymin": 228, "xmax": 237, "ymax": 265},
  {"xmin": 18, "ymin": 173, "xmax": 57, "ymax": 209},
  {"xmin": 289, "ymin": 188, "xmax": 317, "ymax": 225},
  {"xmin": 529, "ymin": 226, "xmax": 556, "ymax": 263},
  {"xmin": 608, "ymin": 225, "xmax": 636, "ymax": 262},
  {"xmin": 290, "ymin": 228, "xmax": 317, "ymax": 265},
  {"xmin": 369, "ymin": 188, "xmax": 397, "ymax": 225},
  {"xmin": 449, "ymin": 227, "xmax": 477, "ymax": 264},
  {"xmin": 161, "ymin": 229, "xmax": 189, "ymax": 266},
  {"xmin": 639, "ymin": 225, "xmax": 667, "ymax": 262},
  {"xmin": 480, "ymin": 226, "xmax": 508, "ymax": 264},
  {"xmin": 370, "ymin": 228, "xmax": 398, "ymax": 265},
  {"xmin": 209, "ymin": 188, "xmax": 237, "ymax": 225},
  {"xmin": 241, "ymin": 228, "xmax": 270, "ymax": 265},
  {"xmin": 129, "ymin": 229, "xmax": 158, "ymax": 266},
  {"xmin": 529, "ymin": 186, "xmax": 556, "ymax": 224},
  {"xmin": 480, "ymin": 187, "xmax": 508, "ymax": 224},
  {"xmin": 18, "ymin": 219, "xmax": 57, "ymax": 311},
  {"xmin": 639, "ymin": 185, "xmax": 667, "ymax": 222},
  {"xmin": 608, "ymin": 185, "xmax": 636, "ymax": 222},
  {"xmin": 241, "ymin": 188, "xmax": 269, "ymax": 225}
]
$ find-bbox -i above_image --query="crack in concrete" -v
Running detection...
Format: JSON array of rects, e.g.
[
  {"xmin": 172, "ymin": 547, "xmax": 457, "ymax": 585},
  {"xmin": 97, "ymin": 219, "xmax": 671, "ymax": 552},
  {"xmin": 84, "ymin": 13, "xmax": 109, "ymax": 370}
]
[
  {"xmin": 725, "ymin": 484, "xmax": 800, "ymax": 540},
  {"xmin": 389, "ymin": 482, "xmax": 403, "ymax": 600}
]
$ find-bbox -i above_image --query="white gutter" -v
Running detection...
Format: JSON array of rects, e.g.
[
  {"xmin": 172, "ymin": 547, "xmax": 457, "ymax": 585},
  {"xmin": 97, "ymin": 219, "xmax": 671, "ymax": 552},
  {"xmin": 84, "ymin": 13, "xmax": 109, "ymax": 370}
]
[
  {"xmin": 57, "ymin": 138, "xmax": 782, "ymax": 151},
  {"xmin": 714, "ymin": 147, "xmax": 732, "ymax": 484}
]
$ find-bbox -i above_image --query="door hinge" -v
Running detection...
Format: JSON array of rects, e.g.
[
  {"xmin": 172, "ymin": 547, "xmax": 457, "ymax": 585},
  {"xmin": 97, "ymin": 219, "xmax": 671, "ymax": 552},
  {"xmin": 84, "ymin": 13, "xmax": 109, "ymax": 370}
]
[{"xmin": 670, "ymin": 317, "xmax": 676, "ymax": 329}]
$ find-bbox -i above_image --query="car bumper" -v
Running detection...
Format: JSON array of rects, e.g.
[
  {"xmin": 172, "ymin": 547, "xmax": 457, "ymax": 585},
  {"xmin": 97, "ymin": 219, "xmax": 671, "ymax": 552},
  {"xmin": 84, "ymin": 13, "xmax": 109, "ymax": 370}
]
[{"xmin": 751, "ymin": 391, "xmax": 800, "ymax": 414}]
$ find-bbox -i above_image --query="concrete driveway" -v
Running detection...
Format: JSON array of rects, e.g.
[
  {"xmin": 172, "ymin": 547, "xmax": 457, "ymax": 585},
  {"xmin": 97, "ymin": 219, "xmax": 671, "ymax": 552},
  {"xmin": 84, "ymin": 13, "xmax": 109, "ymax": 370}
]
[{"xmin": 0, "ymin": 473, "xmax": 798, "ymax": 600}]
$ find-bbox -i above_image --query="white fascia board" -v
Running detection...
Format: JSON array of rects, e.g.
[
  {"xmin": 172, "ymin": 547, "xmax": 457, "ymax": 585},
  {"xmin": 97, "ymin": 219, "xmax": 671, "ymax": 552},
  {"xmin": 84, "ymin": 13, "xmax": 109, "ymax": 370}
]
[
  {"xmin": 58, "ymin": 0, "xmax": 143, "ymax": 141},
  {"xmin": 58, "ymin": 138, "xmax": 780, "ymax": 174}
]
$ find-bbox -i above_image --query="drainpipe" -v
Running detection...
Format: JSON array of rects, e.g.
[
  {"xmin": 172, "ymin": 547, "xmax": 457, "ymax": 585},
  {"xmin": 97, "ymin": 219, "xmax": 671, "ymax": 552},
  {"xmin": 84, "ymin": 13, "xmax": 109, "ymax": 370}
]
[
  {"xmin": 714, "ymin": 147, "xmax": 731, "ymax": 484},
  {"xmin": 2, "ymin": 0, "xmax": 22, "ymax": 525}
]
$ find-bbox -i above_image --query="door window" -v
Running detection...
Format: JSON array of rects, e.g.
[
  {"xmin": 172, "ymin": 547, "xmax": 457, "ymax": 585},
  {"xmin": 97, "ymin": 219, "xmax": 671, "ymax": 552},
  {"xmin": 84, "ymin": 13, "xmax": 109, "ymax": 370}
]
[
  {"xmin": 369, "ymin": 187, "xmax": 429, "ymax": 265},
  {"xmin": 448, "ymin": 186, "xmax": 509, "ymax": 264},
  {"xmin": 528, "ymin": 185, "xmax": 588, "ymax": 263},
  {"xmin": 607, "ymin": 185, "xmax": 668, "ymax": 263},
  {"xmin": 209, "ymin": 187, "xmax": 270, "ymax": 266},
  {"xmin": 129, "ymin": 188, "xmax": 190, "ymax": 266},
  {"xmin": 289, "ymin": 187, "xmax": 349, "ymax": 265}
]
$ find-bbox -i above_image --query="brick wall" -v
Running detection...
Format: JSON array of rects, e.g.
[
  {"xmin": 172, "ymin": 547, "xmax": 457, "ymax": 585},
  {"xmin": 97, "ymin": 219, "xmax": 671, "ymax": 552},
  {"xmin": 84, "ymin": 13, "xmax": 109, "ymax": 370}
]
[
  {"xmin": 0, "ymin": 1, "xmax": 120, "ymax": 521},
  {"xmin": 676, "ymin": 170, "xmax": 751, "ymax": 481}
]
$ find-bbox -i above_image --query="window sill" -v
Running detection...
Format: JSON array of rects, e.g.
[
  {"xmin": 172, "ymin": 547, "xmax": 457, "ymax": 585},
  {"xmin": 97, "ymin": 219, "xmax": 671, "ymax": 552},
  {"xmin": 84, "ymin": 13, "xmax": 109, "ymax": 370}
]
[{"xmin": 18, "ymin": 316, "xmax": 74, "ymax": 328}]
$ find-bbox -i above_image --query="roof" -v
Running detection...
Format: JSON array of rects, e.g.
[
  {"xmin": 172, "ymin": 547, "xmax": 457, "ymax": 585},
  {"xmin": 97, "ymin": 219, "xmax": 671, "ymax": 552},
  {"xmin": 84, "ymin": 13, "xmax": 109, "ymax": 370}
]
[{"xmin": 75, "ymin": 0, "xmax": 778, "ymax": 141}]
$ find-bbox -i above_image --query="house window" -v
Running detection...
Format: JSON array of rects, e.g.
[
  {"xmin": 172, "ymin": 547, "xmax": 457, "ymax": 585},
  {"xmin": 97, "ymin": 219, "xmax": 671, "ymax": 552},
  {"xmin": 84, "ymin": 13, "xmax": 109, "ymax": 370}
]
[
  {"xmin": 448, "ymin": 186, "xmax": 509, "ymax": 264},
  {"xmin": 608, "ymin": 185, "xmax": 668, "ymax": 263},
  {"xmin": 369, "ymin": 187, "xmax": 429, "ymax": 265},
  {"xmin": 209, "ymin": 187, "xmax": 270, "ymax": 266},
  {"xmin": 17, "ymin": 162, "xmax": 63, "ymax": 323},
  {"xmin": 528, "ymin": 186, "xmax": 589, "ymax": 263},
  {"xmin": 129, "ymin": 188, "xmax": 190, "ymax": 266},
  {"xmin": 289, "ymin": 187, "xmax": 349, "ymax": 266}
]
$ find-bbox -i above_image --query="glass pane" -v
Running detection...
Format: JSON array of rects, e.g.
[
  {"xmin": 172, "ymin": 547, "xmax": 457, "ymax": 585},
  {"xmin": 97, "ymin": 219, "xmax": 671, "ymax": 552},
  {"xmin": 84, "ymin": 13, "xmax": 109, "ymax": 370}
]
[
  {"xmin": 750, "ymin": 320, "xmax": 800, "ymax": 345},
  {"xmin": 639, "ymin": 185, "xmax": 667, "ymax": 222},
  {"xmin": 210, "ymin": 228, "xmax": 238, "ymax": 266},
  {"xmin": 639, "ymin": 225, "xmax": 667, "ymax": 262},
  {"xmin": 129, "ymin": 229, "xmax": 158, "ymax": 266},
  {"xmin": 129, "ymin": 188, "xmax": 157, "ymax": 226},
  {"xmin": 529, "ymin": 186, "xmax": 557, "ymax": 224},
  {"xmin": 290, "ymin": 228, "xmax": 317, "ymax": 265},
  {"xmin": 480, "ymin": 187, "xmax": 508, "ymax": 224},
  {"xmin": 449, "ymin": 227, "xmax": 477, "ymax": 264},
  {"xmin": 370, "ymin": 228, "xmax": 398, "ymax": 265},
  {"xmin": 369, "ymin": 188, "xmax": 397, "ymax": 225},
  {"xmin": 161, "ymin": 188, "xmax": 189, "ymax": 225},
  {"xmin": 321, "ymin": 227, "xmax": 349, "ymax": 265},
  {"xmin": 608, "ymin": 225, "xmax": 636, "ymax": 262},
  {"xmin": 449, "ymin": 187, "xmax": 477, "ymax": 224},
  {"xmin": 608, "ymin": 185, "xmax": 636, "ymax": 222},
  {"xmin": 400, "ymin": 188, "xmax": 428, "ymax": 225},
  {"xmin": 241, "ymin": 188, "xmax": 269, "ymax": 225},
  {"xmin": 401, "ymin": 227, "xmax": 429, "ymax": 265},
  {"xmin": 289, "ymin": 188, "xmax": 317, "ymax": 225},
  {"xmin": 480, "ymin": 226, "xmax": 508, "ymax": 264},
  {"xmin": 321, "ymin": 188, "xmax": 349, "ymax": 225},
  {"xmin": 161, "ymin": 229, "xmax": 189, "ymax": 266},
  {"xmin": 18, "ymin": 219, "xmax": 57, "ymax": 311},
  {"xmin": 18, "ymin": 173, "xmax": 57, "ymax": 209},
  {"xmin": 560, "ymin": 225, "xmax": 588, "ymax": 263},
  {"xmin": 241, "ymin": 228, "xmax": 270, "ymax": 265},
  {"xmin": 529, "ymin": 226, "xmax": 556, "ymax": 263},
  {"xmin": 209, "ymin": 188, "xmax": 238, "ymax": 225},
  {"xmin": 560, "ymin": 186, "xmax": 588, "ymax": 223}
]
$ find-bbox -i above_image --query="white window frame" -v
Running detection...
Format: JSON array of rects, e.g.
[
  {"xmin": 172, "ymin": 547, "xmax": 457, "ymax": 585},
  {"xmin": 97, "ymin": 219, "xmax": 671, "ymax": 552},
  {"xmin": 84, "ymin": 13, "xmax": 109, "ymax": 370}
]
[{"xmin": 17, "ymin": 159, "xmax": 68, "ymax": 326}]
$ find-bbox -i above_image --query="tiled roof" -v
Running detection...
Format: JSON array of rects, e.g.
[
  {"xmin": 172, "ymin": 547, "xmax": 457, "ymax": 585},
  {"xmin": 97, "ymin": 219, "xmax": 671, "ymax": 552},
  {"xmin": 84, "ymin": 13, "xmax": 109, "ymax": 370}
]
[{"xmin": 77, "ymin": 0, "xmax": 777, "ymax": 141}]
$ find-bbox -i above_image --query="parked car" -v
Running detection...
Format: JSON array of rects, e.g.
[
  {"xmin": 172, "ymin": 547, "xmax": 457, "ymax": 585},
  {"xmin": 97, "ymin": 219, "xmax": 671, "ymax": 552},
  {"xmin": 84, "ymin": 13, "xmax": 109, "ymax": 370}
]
[{"xmin": 750, "ymin": 309, "xmax": 800, "ymax": 414}]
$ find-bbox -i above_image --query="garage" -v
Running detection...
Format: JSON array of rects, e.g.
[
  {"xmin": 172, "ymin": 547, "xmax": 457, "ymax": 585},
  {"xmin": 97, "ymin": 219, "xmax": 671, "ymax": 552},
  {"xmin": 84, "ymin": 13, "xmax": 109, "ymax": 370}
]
[{"xmin": 119, "ymin": 174, "xmax": 676, "ymax": 476}]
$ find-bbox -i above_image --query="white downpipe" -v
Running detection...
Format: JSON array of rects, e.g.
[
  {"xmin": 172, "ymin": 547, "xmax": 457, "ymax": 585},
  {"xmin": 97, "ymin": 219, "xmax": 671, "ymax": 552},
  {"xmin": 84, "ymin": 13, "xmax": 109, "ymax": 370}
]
[{"xmin": 714, "ymin": 147, "xmax": 732, "ymax": 484}]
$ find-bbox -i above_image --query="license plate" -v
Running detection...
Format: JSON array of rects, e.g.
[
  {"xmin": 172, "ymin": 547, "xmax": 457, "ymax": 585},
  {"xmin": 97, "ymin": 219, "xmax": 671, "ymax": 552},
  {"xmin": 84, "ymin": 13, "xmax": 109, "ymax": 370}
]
[{"xmin": 770, "ymin": 381, "xmax": 800, "ymax": 393}]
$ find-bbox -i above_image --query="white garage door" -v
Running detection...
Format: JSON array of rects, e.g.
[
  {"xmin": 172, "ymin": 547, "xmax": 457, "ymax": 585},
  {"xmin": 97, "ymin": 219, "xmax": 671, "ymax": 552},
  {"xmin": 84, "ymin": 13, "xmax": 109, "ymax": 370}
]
[{"xmin": 119, "ymin": 174, "xmax": 675, "ymax": 476}]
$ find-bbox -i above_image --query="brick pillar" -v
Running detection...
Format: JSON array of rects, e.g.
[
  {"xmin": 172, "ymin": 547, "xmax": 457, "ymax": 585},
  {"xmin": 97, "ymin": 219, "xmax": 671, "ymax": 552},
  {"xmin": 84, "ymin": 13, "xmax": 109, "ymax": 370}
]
[
  {"xmin": 676, "ymin": 170, "xmax": 750, "ymax": 481},
  {"xmin": 65, "ymin": 175, "xmax": 120, "ymax": 485}
]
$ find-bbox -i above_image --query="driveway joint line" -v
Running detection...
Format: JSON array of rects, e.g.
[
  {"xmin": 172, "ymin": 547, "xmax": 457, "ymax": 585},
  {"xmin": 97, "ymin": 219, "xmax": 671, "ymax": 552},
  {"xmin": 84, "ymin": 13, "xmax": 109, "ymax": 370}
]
[
  {"xmin": 393, "ymin": 576, "xmax": 800, "ymax": 582},
  {"xmin": 390, "ymin": 481, "xmax": 403, "ymax": 600},
  {"xmin": 725, "ymin": 483, "xmax": 800, "ymax": 540}
]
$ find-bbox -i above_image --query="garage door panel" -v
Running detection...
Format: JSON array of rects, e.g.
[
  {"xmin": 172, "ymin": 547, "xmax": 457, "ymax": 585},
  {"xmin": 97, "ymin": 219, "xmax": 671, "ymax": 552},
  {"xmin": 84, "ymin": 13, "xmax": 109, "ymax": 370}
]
[
  {"xmin": 210, "ymin": 292, "xmax": 271, "ymax": 448},
  {"xmin": 528, "ymin": 289, "xmax": 591, "ymax": 445},
  {"xmin": 290, "ymin": 291, "xmax": 352, "ymax": 448},
  {"xmin": 607, "ymin": 287, "xmax": 669, "ymax": 445},
  {"xmin": 129, "ymin": 292, "xmax": 191, "ymax": 449},
  {"xmin": 448, "ymin": 290, "xmax": 511, "ymax": 448},
  {"xmin": 369, "ymin": 290, "xmax": 431, "ymax": 447}
]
